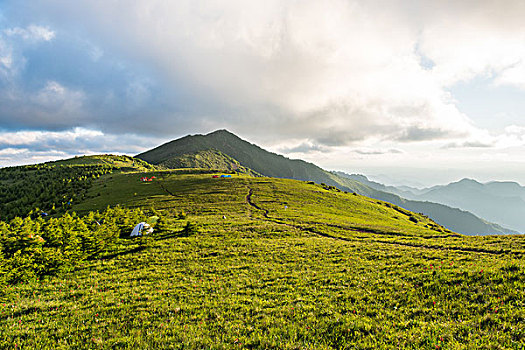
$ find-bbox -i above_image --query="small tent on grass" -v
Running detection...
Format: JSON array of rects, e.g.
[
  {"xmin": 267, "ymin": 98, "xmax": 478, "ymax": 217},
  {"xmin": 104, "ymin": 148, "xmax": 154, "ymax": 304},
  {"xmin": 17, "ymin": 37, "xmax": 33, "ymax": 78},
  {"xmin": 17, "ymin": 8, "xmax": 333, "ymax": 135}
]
[{"xmin": 130, "ymin": 222, "xmax": 153, "ymax": 237}]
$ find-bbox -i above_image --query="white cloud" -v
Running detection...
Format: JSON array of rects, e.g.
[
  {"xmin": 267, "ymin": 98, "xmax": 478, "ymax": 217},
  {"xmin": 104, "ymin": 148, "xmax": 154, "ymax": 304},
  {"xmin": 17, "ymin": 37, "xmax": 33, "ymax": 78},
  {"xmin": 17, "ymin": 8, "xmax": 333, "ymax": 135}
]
[
  {"xmin": 0, "ymin": 147, "xmax": 27, "ymax": 156},
  {"xmin": 4, "ymin": 25, "xmax": 55, "ymax": 42},
  {"xmin": 0, "ymin": 38, "xmax": 13, "ymax": 68},
  {"xmin": 33, "ymin": 0, "xmax": 525, "ymax": 148},
  {"xmin": 32, "ymin": 81, "xmax": 85, "ymax": 112},
  {"xmin": 4, "ymin": 0, "xmax": 525, "ymax": 181},
  {"xmin": 442, "ymin": 124, "xmax": 525, "ymax": 149},
  {"xmin": 494, "ymin": 63, "xmax": 525, "ymax": 90},
  {"xmin": 89, "ymin": 45, "xmax": 103, "ymax": 61},
  {"xmin": 0, "ymin": 127, "xmax": 102, "ymax": 147},
  {"xmin": 0, "ymin": 35, "xmax": 16, "ymax": 77},
  {"xmin": 0, "ymin": 24, "xmax": 55, "ymax": 78},
  {"xmin": 354, "ymin": 148, "xmax": 404, "ymax": 155},
  {"xmin": 0, "ymin": 127, "xmax": 164, "ymax": 166}
]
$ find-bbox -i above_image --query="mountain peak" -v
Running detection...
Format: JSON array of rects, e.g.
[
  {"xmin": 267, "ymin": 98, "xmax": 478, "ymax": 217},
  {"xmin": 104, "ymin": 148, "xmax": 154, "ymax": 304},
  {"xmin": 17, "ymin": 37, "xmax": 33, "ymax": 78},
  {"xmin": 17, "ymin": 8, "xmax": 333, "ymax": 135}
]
[
  {"xmin": 137, "ymin": 129, "xmax": 330, "ymax": 181},
  {"xmin": 136, "ymin": 131, "xmax": 518, "ymax": 235},
  {"xmin": 456, "ymin": 178, "xmax": 481, "ymax": 185},
  {"xmin": 206, "ymin": 129, "xmax": 236, "ymax": 137}
]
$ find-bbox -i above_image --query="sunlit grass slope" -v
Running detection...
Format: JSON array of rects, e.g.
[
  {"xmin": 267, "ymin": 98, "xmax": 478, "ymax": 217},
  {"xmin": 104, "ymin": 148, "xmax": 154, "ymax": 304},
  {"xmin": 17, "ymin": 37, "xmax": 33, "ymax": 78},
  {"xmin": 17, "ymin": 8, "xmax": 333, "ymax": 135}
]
[
  {"xmin": 2, "ymin": 170, "xmax": 525, "ymax": 349},
  {"xmin": 0, "ymin": 154, "xmax": 158, "ymax": 220},
  {"xmin": 158, "ymin": 149, "xmax": 261, "ymax": 176},
  {"xmin": 75, "ymin": 172, "xmax": 449, "ymax": 237},
  {"xmin": 50, "ymin": 154, "xmax": 157, "ymax": 171}
]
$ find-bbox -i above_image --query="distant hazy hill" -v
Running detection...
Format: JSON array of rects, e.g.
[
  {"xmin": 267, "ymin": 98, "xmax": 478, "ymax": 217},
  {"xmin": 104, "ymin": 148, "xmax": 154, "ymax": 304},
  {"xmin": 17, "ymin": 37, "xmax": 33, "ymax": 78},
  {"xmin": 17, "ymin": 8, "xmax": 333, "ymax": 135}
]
[
  {"xmin": 412, "ymin": 178, "xmax": 525, "ymax": 233},
  {"xmin": 333, "ymin": 174, "xmax": 515, "ymax": 236},
  {"xmin": 335, "ymin": 172, "xmax": 420, "ymax": 198},
  {"xmin": 338, "ymin": 173, "xmax": 523, "ymax": 234},
  {"xmin": 137, "ymin": 130, "xmax": 515, "ymax": 235}
]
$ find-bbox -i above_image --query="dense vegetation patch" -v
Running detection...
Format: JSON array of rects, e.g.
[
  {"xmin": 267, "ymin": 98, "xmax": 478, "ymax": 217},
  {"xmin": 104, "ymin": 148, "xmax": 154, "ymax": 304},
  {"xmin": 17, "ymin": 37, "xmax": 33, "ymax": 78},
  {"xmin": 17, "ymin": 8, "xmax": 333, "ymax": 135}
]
[
  {"xmin": 159, "ymin": 149, "xmax": 261, "ymax": 176},
  {"xmin": 0, "ymin": 206, "xmax": 162, "ymax": 289},
  {"xmin": 0, "ymin": 155, "xmax": 155, "ymax": 221}
]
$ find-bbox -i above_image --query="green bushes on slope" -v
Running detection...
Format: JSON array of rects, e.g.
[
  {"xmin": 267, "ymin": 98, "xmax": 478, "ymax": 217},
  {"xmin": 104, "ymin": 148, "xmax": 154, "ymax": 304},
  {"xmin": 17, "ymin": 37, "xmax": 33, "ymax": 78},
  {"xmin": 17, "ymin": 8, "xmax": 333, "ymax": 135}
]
[
  {"xmin": 0, "ymin": 164, "xmax": 114, "ymax": 221},
  {"xmin": 0, "ymin": 155, "xmax": 159, "ymax": 222},
  {"xmin": 0, "ymin": 206, "xmax": 154, "ymax": 288}
]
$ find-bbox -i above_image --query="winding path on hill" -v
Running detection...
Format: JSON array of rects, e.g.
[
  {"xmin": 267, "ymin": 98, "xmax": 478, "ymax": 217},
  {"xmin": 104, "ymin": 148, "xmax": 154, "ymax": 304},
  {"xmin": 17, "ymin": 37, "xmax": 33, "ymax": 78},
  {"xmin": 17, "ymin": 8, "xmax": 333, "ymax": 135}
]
[
  {"xmin": 159, "ymin": 182, "xmax": 176, "ymax": 197},
  {"xmin": 158, "ymin": 182, "xmax": 517, "ymax": 257},
  {"xmin": 245, "ymin": 187, "xmax": 518, "ymax": 257},
  {"xmin": 246, "ymin": 188, "xmax": 269, "ymax": 218}
]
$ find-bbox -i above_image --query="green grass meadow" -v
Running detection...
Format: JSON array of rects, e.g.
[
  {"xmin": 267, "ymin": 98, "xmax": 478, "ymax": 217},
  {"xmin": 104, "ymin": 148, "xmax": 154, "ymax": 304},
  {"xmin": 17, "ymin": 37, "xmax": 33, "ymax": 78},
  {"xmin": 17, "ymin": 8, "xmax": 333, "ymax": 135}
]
[{"xmin": 2, "ymin": 171, "xmax": 525, "ymax": 349}]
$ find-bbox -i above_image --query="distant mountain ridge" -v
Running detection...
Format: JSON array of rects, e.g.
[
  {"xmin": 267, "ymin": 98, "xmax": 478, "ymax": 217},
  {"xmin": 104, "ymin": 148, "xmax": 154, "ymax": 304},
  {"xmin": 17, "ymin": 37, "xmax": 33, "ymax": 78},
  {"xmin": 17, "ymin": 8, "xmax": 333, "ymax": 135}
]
[
  {"xmin": 339, "ymin": 173, "xmax": 524, "ymax": 233},
  {"xmin": 334, "ymin": 172, "xmax": 420, "ymax": 198},
  {"xmin": 137, "ymin": 130, "xmax": 516, "ymax": 235},
  {"xmin": 406, "ymin": 178, "xmax": 525, "ymax": 232}
]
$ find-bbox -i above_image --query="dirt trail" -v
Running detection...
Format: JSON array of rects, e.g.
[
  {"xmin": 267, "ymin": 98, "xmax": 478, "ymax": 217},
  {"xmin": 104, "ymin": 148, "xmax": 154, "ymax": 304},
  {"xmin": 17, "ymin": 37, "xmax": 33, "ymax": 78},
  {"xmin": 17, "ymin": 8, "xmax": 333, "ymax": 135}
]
[
  {"xmin": 159, "ymin": 182, "xmax": 177, "ymax": 197},
  {"xmin": 245, "ymin": 187, "xmax": 516, "ymax": 256},
  {"xmin": 159, "ymin": 183, "xmax": 516, "ymax": 256},
  {"xmin": 246, "ymin": 188, "xmax": 269, "ymax": 218}
]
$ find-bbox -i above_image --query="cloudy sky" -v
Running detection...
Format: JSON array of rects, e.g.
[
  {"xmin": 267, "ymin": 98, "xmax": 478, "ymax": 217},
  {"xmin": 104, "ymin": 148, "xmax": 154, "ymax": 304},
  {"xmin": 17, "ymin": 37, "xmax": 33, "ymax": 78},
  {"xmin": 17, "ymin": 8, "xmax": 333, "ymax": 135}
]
[{"xmin": 2, "ymin": 0, "xmax": 525, "ymax": 186}]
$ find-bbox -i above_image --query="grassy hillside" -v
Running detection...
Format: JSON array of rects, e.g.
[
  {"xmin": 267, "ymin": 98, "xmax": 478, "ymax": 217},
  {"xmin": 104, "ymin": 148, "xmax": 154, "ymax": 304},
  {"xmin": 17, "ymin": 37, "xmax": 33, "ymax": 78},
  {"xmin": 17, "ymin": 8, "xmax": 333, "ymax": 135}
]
[
  {"xmin": 2, "ymin": 167, "xmax": 525, "ymax": 348},
  {"xmin": 50, "ymin": 154, "xmax": 156, "ymax": 171},
  {"xmin": 137, "ymin": 130, "xmax": 340, "ymax": 184},
  {"xmin": 137, "ymin": 130, "xmax": 514, "ymax": 235},
  {"xmin": 158, "ymin": 149, "xmax": 261, "ymax": 176},
  {"xmin": 73, "ymin": 171, "xmax": 450, "ymax": 238},
  {"xmin": 0, "ymin": 155, "xmax": 156, "ymax": 221}
]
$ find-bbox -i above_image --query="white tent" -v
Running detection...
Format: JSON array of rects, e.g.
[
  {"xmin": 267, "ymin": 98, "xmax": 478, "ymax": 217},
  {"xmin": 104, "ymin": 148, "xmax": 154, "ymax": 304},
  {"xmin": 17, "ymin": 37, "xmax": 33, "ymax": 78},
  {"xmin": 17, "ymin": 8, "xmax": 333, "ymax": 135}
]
[{"xmin": 130, "ymin": 222, "xmax": 153, "ymax": 237}]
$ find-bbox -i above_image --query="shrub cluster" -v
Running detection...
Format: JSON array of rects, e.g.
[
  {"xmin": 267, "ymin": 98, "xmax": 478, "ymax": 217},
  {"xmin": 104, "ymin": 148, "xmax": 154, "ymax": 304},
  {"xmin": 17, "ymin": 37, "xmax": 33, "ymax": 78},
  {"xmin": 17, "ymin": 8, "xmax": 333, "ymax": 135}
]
[
  {"xmin": 0, "ymin": 164, "xmax": 116, "ymax": 221},
  {"xmin": 0, "ymin": 206, "xmax": 151, "ymax": 287}
]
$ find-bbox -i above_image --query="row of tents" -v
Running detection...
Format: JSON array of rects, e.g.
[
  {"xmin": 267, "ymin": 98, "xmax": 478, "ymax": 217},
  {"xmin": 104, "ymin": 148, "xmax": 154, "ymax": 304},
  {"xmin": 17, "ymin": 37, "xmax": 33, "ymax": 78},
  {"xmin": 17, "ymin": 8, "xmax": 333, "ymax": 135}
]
[
  {"xmin": 141, "ymin": 175, "xmax": 231, "ymax": 181},
  {"xmin": 140, "ymin": 176, "xmax": 156, "ymax": 182}
]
